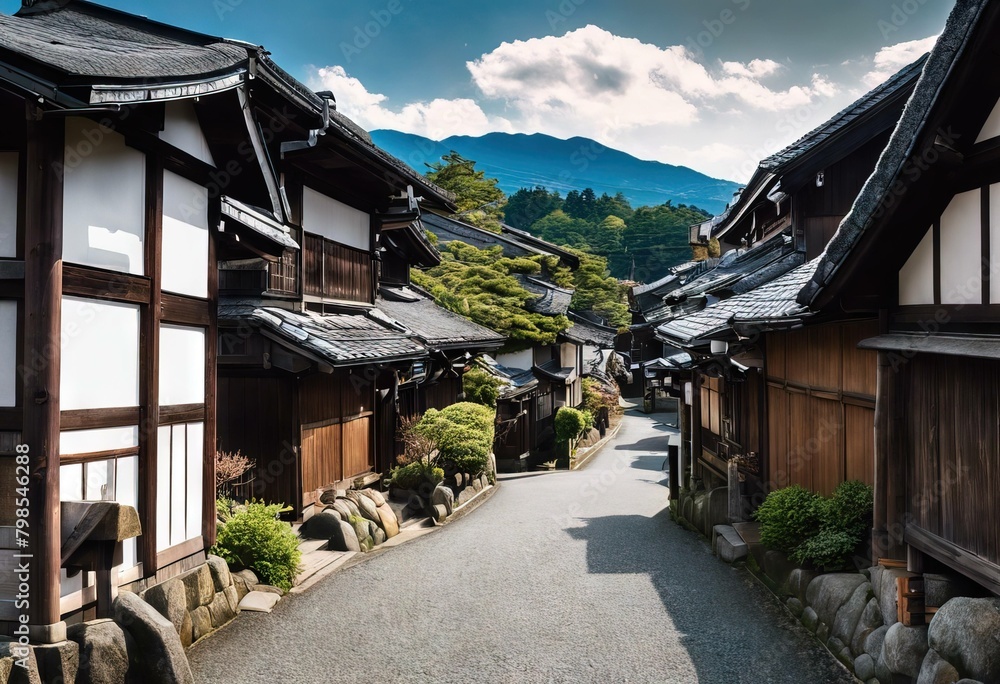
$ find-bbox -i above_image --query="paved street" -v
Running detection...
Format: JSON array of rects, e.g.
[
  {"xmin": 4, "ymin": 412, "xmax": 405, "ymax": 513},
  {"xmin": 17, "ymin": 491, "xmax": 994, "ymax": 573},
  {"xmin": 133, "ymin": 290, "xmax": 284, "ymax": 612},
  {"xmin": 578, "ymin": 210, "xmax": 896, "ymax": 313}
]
[{"xmin": 189, "ymin": 410, "xmax": 853, "ymax": 683}]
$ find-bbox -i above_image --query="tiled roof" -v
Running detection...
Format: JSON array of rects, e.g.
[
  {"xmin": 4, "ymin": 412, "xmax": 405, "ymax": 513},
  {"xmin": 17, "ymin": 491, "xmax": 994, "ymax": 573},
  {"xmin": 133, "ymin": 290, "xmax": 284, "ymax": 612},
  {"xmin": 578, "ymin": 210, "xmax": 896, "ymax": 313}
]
[
  {"xmin": 219, "ymin": 304, "xmax": 427, "ymax": 366},
  {"xmin": 422, "ymin": 212, "xmax": 576, "ymax": 264},
  {"xmin": 0, "ymin": 2, "xmax": 247, "ymax": 80},
  {"xmin": 664, "ymin": 233, "xmax": 794, "ymax": 303},
  {"xmin": 376, "ymin": 286, "xmax": 505, "ymax": 349},
  {"xmin": 516, "ymin": 275, "xmax": 574, "ymax": 316},
  {"xmin": 221, "ymin": 197, "xmax": 298, "ymax": 251},
  {"xmin": 477, "ymin": 355, "xmax": 539, "ymax": 399},
  {"xmin": 657, "ymin": 259, "xmax": 819, "ymax": 346},
  {"xmin": 800, "ymin": 0, "xmax": 988, "ymax": 307},
  {"xmin": 761, "ymin": 56, "xmax": 928, "ymax": 171},
  {"xmin": 561, "ymin": 314, "xmax": 618, "ymax": 348}
]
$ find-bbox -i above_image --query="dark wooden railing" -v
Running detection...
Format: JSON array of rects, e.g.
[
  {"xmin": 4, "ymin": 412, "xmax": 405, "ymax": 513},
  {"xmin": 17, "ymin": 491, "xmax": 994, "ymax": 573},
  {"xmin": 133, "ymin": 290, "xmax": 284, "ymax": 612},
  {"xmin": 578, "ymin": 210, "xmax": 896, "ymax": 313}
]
[{"xmin": 303, "ymin": 233, "xmax": 372, "ymax": 303}]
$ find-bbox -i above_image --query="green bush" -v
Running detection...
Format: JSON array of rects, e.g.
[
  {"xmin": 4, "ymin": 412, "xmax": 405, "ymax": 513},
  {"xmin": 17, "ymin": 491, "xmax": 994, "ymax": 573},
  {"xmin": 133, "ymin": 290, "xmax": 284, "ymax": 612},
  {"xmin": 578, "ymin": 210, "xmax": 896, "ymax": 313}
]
[
  {"xmin": 416, "ymin": 402, "xmax": 495, "ymax": 474},
  {"xmin": 792, "ymin": 481, "xmax": 873, "ymax": 571},
  {"xmin": 754, "ymin": 485, "xmax": 824, "ymax": 555},
  {"xmin": 463, "ymin": 368, "xmax": 504, "ymax": 408},
  {"xmin": 211, "ymin": 502, "xmax": 301, "ymax": 591},
  {"xmin": 390, "ymin": 460, "xmax": 444, "ymax": 490},
  {"xmin": 554, "ymin": 407, "xmax": 592, "ymax": 443},
  {"xmin": 826, "ymin": 480, "xmax": 874, "ymax": 539},
  {"xmin": 792, "ymin": 529, "xmax": 859, "ymax": 571}
]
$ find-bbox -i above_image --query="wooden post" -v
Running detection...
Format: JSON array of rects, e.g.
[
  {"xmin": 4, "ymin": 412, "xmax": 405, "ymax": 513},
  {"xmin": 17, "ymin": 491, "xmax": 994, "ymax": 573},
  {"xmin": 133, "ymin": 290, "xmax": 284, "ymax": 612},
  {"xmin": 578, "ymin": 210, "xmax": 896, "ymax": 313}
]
[
  {"xmin": 872, "ymin": 349, "xmax": 890, "ymax": 562},
  {"xmin": 22, "ymin": 110, "xmax": 65, "ymax": 642},
  {"xmin": 679, "ymin": 381, "xmax": 691, "ymax": 492},
  {"xmin": 691, "ymin": 373, "xmax": 703, "ymax": 482}
]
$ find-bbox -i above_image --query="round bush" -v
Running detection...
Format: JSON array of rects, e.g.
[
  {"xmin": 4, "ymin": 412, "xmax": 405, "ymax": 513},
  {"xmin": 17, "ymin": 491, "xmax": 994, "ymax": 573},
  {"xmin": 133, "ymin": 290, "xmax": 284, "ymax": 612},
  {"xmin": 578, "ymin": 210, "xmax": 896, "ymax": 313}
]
[
  {"xmin": 554, "ymin": 407, "xmax": 592, "ymax": 443},
  {"xmin": 211, "ymin": 502, "xmax": 301, "ymax": 591},
  {"xmin": 754, "ymin": 485, "xmax": 823, "ymax": 555},
  {"xmin": 416, "ymin": 402, "xmax": 495, "ymax": 475},
  {"xmin": 390, "ymin": 461, "xmax": 444, "ymax": 490}
]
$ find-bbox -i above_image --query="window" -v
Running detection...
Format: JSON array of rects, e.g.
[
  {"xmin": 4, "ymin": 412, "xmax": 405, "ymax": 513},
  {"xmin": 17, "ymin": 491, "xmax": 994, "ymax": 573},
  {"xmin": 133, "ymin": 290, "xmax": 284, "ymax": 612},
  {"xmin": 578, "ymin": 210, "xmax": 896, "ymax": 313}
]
[
  {"xmin": 60, "ymin": 297, "xmax": 140, "ymax": 411},
  {"xmin": 301, "ymin": 187, "xmax": 370, "ymax": 251},
  {"xmin": 156, "ymin": 422, "xmax": 204, "ymax": 552},
  {"xmin": 0, "ymin": 151, "xmax": 17, "ymax": 258},
  {"xmin": 159, "ymin": 325, "xmax": 206, "ymax": 406},
  {"xmin": 0, "ymin": 301, "xmax": 14, "ymax": 407},
  {"xmin": 62, "ymin": 118, "xmax": 145, "ymax": 275}
]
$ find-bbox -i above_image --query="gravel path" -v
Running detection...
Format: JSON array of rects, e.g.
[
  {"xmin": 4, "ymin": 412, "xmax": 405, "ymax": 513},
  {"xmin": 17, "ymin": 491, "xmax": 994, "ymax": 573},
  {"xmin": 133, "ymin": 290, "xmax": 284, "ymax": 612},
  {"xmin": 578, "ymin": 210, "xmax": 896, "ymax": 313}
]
[{"xmin": 189, "ymin": 410, "xmax": 854, "ymax": 683}]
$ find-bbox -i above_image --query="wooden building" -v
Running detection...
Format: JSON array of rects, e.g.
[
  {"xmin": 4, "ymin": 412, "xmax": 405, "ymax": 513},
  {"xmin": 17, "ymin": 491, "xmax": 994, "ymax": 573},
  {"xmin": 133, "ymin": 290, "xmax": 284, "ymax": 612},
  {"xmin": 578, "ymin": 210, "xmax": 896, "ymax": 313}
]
[
  {"xmin": 798, "ymin": 0, "xmax": 1000, "ymax": 594},
  {"xmin": 655, "ymin": 58, "xmax": 924, "ymax": 498}
]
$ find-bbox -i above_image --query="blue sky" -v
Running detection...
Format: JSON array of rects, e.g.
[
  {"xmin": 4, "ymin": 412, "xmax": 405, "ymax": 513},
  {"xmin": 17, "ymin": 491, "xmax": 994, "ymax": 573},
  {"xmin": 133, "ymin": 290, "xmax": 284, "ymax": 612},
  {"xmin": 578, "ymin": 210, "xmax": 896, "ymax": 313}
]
[{"xmin": 1, "ymin": 0, "xmax": 954, "ymax": 181}]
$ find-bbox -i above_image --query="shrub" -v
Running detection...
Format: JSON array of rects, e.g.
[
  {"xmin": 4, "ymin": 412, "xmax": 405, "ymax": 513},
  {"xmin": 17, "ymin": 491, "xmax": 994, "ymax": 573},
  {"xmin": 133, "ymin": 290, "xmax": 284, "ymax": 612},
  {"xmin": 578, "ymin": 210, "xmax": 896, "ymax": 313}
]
[
  {"xmin": 390, "ymin": 460, "xmax": 444, "ymax": 490},
  {"xmin": 793, "ymin": 481, "xmax": 873, "ymax": 571},
  {"xmin": 754, "ymin": 485, "xmax": 824, "ymax": 555},
  {"xmin": 792, "ymin": 529, "xmax": 860, "ymax": 571},
  {"xmin": 826, "ymin": 480, "xmax": 874, "ymax": 539},
  {"xmin": 211, "ymin": 502, "xmax": 301, "ymax": 591},
  {"xmin": 554, "ymin": 407, "xmax": 592, "ymax": 443},
  {"xmin": 582, "ymin": 377, "xmax": 621, "ymax": 416},
  {"xmin": 463, "ymin": 368, "xmax": 504, "ymax": 408},
  {"xmin": 415, "ymin": 402, "xmax": 495, "ymax": 475}
]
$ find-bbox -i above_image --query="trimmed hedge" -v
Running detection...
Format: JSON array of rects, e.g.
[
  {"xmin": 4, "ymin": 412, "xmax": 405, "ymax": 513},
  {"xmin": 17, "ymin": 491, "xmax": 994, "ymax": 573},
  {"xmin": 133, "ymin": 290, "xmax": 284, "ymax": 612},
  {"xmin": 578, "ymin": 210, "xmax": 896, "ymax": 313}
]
[{"xmin": 415, "ymin": 402, "xmax": 496, "ymax": 475}]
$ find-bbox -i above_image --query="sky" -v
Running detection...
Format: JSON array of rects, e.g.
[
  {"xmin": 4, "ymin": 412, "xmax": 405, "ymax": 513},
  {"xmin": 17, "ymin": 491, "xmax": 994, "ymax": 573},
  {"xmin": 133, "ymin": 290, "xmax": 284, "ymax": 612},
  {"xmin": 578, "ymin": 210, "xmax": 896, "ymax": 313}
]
[{"xmin": 1, "ymin": 0, "xmax": 954, "ymax": 182}]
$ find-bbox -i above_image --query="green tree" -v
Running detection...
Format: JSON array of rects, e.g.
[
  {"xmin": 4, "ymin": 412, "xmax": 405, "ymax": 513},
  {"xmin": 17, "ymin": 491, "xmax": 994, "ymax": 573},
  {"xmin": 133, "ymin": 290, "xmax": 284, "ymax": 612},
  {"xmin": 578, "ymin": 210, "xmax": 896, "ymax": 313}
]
[
  {"xmin": 504, "ymin": 186, "xmax": 563, "ymax": 230},
  {"xmin": 426, "ymin": 152, "xmax": 506, "ymax": 232}
]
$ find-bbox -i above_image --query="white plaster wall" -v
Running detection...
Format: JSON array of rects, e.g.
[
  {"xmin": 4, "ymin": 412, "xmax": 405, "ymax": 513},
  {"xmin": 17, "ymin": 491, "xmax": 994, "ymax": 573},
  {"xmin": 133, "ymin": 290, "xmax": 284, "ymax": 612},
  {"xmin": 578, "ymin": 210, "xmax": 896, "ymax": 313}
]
[
  {"xmin": 162, "ymin": 170, "xmax": 209, "ymax": 298},
  {"xmin": 60, "ymin": 426, "xmax": 138, "ymax": 455},
  {"xmin": 0, "ymin": 152, "xmax": 18, "ymax": 258},
  {"xmin": 156, "ymin": 425, "xmax": 171, "ymax": 552},
  {"xmin": 0, "ymin": 301, "xmax": 15, "ymax": 407},
  {"xmin": 302, "ymin": 186, "xmax": 370, "ymax": 251},
  {"xmin": 185, "ymin": 422, "xmax": 204, "ymax": 542},
  {"xmin": 156, "ymin": 422, "xmax": 204, "ymax": 551},
  {"xmin": 976, "ymin": 96, "xmax": 1000, "ymax": 144},
  {"xmin": 63, "ymin": 118, "xmax": 145, "ymax": 275},
  {"xmin": 497, "ymin": 348, "xmax": 533, "ymax": 371},
  {"xmin": 898, "ymin": 228, "xmax": 935, "ymax": 306},
  {"xmin": 940, "ymin": 189, "xmax": 982, "ymax": 305},
  {"xmin": 991, "ymin": 184, "xmax": 1000, "ymax": 304},
  {"xmin": 159, "ymin": 324, "xmax": 206, "ymax": 406},
  {"xmin": 159, "ymin": 100, "xmax": 215, "ymax": 166},
  {"xmin": 60, "ymin": 297, "xmax": 140, "ymax": 410}
]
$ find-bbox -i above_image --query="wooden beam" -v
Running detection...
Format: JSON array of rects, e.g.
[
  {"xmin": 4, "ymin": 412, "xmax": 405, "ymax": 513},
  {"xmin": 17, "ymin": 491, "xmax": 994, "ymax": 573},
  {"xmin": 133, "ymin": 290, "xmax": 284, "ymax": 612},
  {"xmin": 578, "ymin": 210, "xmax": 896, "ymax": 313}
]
[
  {"xmin": 60, "ymin": 407, "xmax": 141, "ymax": 431},
  {"xmin": 21, "ymin": 109, "xmax": 63, "ymax": 637},
  {"xmin": 62, "ymin": 264, "xmax": 151, "ymax": 304},
  {"xmin": 204, "ymin": 212, "xmax": 219, "ymax": 547},
  {"xmin": 160, "ymin": 293, "xmax": 211, "ymax": 327},
  {"xmin": 158, "ymin": 403, "xmax": 205, "ymax": 425},
  {"xmin": 983, "ymin": 184, "xmax": 991, "ymax": 306},
  {"xmin": 905, "ymin": 524, "xmax": 1000, "ymax": 596}
]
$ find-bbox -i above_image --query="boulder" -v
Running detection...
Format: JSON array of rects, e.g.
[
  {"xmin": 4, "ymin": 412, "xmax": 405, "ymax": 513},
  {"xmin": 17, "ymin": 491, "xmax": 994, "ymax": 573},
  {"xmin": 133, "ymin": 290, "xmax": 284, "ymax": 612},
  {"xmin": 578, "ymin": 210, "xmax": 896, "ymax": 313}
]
[
  {"xmin": 206, "ymin": 591, "xmax": 237, "ymax": 629},
  {"xmin": 854, "ymin": 653, "xmax": 876, "ymax": 681},
  {"xmin": 924, "ymin": 573, "xmax": 986, "ymax": 608},
  {"xmin": 179, "ymin": 564, "xmax": 214, "ymax": 611},
  {"xmin": 34, "ymin": 640, "xmax": 79, "ymax": 684},
  {"xmin": 205, "ymin": 555, "xmax": 232, "ymax": 594},
  {"xmin": 234, "ymin": 569, "xmax": 259, "ymax": 589},
  {"xmin": 763, "ymin": 550, "xmax": 797, "ymax": 594},
  {"xmin": 805, "ymin": 573, "xmax": 868, "ymax": 629},
  {"xmin": 865, "ymin": 624, "xmax": 890, "ymax": 660},
  {"xmin": 706, "ymin": 486, "xmax": 729, "ymax": 531},
  {"xmin": 801, "ymin": 607, "xmax": 819, "ymax": 633},
  {"xmin": 140, "ymin": 578, "xmax": 187, "ymax": 638},
  {"xmin": 355, "ymin": 494, "xmax": 381, "ymax": 524},
  {"xmin": 112, "ymin": 592, "xmax": 193, "ymax": 684},
  {"xmin": 681, "ymin": 494, "xmax": 694, "ymax": 524},
  {"xmin": 338, "ymin": 497, "xmax": 362, "ymax": 519},
  {"xmin": 691, "ymin": 495, "xmax": 707, "ymax": 537},
  {"xmin": 299, "ymin": 510, "xmax": 343, "ymax": 540},
  {"xmin": 374, "ymin": 527, "xmax": 387, "ymax": 546},
  {"xmin": 712, "ymin": 525, "xmax": 748, "ymax": 563},
  {"xmin": 457, "ymin": 487, "xmax": 475, "ymax": 506},
  {"xmin": 471, "ymin": 476, "xmax": 483, "ymax": 493},
  {"xmin": 432, "ymin": 504, "xmax": 449, "ymax": 523},
  {"xmin": 376, "ymin": 504, "xmax": 399, "ymax": 538},
  {"xmin": 816, "ymin": 623, "xmax": 830, "ymax": 645},
  {"xmin": 882, "ymin": 623, "xmax": 929, "ymax": 679},
  {"xmin": 431, "ymin": 485, "xmax": 454, "ymax": 516},
  {"xmin": 360, "ymin": 488, "xmax": 386, "ymax": 507},
  {"xmin": 238, "ymin": 591, "xmax": 281, "ymax": 613},
  {"xmin": 0, "ymin": 641, "xmax": 41, "ymax": 684},
  {"xmin": 786, "ymin": 598, "xmax": 804, "ymax": 618},
  {"xmin": 927, "ymin": 597, "xmax": 1000, "ymax": 684},
  {"xmin": 190, "ymin": 606, "xmax": 213, "ymax": 643},
  {"xmin": 254, "ymin": 585, "xmax": 284, "ymax": 595},
  {"xmin": 349, "ymin": 516, "xmax": 371, "ymax": 546},
  {"xmin": 360, "ymin": 537, "xmax": 374, "ymax": 552},
  {"xmin": 224, "ymin": 585, "xmax": 240, "ymax": 615},
  {"xmin": 832, "ymin": 582, "xmax": 874, "ymax": 648},
  {"xmin": 878, "ymin": 567, "xmax": 917, "ymax": 627},
  {"xmin": 852, "ymin": 597, "xmax": 885, "ymax": 657},
  {"xmin": 917, "ymin": 649, "xmax": 961, "ymax": 684},
  {"xmin": 330, "ymin": 518, "xmax": 362, "ymax": 552},
  {"xmin": 231, "ymin": 574, "xmax": 251, "ymax": 602},
  {"xmin": 318, "ymin": 489, "xmax": 340, "ymax": 506},
  {"xmin": 784, "ymin": 568, "xmax": 819, "ymax": 605},
  {"xmin": 330, "ymin": 500, "xmax": 352, "ymax": 521}
]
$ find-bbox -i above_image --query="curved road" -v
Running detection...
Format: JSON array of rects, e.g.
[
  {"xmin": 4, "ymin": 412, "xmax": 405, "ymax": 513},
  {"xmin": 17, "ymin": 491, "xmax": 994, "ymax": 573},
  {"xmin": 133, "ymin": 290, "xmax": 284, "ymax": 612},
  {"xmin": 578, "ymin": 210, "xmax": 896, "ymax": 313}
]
[{"xmin": 189, "ymin": 411, "xmax": 852, "ymax": 683}]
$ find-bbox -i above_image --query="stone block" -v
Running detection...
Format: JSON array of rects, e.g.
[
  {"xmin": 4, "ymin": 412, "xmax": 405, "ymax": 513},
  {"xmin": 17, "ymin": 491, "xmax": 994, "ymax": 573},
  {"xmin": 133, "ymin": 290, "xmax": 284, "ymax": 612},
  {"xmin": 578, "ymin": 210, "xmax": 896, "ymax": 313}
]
[
  {"xmin": 852, "ymin": 597, "xmax": 885, "ymax": 657},
  {"xmin": 112, "ymin": 592, "xmax": 194, "ymax": 684},
  {"xmin": 377, "ymin": 504, "xmax": 400, "ymax": 538},
  {"xmin": 189, "ymin": 607, "xmax": 212, "ymax": 644},
  {"xmin": 206, "ymin": 555, "xmax": 232, "ymax": 594},
  {"xmin": 802, "ymin": 607, "xmax": 819, "ymax": 633},
  {"xmin": 882, "ymin": 623, "xmax": 929, "ymax": 679},
  {"xmin": 140, "ymin": 578, "xmax": 187, "ymax": 637},
  {"xmin": 33, "ymin": 641, "xmax": 78, "ymax": 684},
  {"xmin": 927, "ymin": 597, "xmax": 1000, "ymax": 684},
  {"xmin": 206, "ymin": 592, "xmax": 236, "ymax": 629},
  {"xmin": 712, "ymin": 525, "xmax": 748, "ymax": 563},
  {"xmin": 916, "ymin": 649, "xmax": 960, "ymax": 684},
  {"xmin": 855, "ymin": 653, "xmax": 876, "ymax": 681},
  {"xmin": 832, "ymin": 581, "xmax": 874, "ymax": 647},
  {"xmin": 238, "ymin": 591, "xmax": 280, "ymax": 613},
  {"xmin": 0, "ymin": 641, "xmax": 41, "ymax": 684},
  {"xmin": 179, "ymin": 565, "xmax": 215, "ymax": 612},
  {"xmin": 806, "ymin": 573, "xmax": 868, "ymax": 629},
  {"xmin": 330, "ymin": 519, "xmax": 361, "ymax": 552},
  {"xmin": 68, "ymin": 619, "xmax": 130, "ymax": 684}
]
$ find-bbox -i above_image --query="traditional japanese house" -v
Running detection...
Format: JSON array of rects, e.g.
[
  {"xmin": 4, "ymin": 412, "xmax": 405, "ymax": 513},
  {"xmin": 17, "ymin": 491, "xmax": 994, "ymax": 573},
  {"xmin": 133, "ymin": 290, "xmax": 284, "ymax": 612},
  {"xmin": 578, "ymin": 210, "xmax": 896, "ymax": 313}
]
[
  {"xmin": 655, "ymin": 58, "xmax": 925, "ymax": 500},
  {"xmin": 0, "ymin": 0, "xmax": 312, "ymax": 638},
  {"xmin": 797, "ymin": 0, "xmax": 1000, "ymax": 593}
]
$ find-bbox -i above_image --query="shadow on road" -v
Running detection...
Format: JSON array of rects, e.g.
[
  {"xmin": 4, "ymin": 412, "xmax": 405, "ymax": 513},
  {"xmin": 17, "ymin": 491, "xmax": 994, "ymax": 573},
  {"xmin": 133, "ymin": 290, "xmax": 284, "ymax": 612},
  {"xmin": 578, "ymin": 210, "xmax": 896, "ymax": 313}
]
[
  {"xmin": 630, "ymin": 455, "xmax": 667, "ymax": 472},
  {"xmin": 615, "ymin": 436, "xmax": 670, "ymax": 452}
]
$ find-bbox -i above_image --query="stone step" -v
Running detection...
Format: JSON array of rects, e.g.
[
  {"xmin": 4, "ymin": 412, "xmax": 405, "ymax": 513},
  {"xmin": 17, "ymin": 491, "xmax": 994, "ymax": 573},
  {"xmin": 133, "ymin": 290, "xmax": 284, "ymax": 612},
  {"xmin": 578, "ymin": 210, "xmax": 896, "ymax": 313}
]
[{"xmin": 712, "ymin": 524, "xmax": 749, "ymax": 563}]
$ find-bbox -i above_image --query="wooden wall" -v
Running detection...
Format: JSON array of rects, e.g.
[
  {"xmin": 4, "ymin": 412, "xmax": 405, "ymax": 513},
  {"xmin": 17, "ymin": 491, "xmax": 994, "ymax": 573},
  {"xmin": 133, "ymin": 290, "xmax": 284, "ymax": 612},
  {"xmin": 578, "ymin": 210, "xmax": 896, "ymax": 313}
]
[
  {"xmin": 895, "ymin": 354, "xmax": 1000, "ymax": 574},
  {"xmin": 303, "ymin": 234, "xmax": 372, "ymax": 303},
  {"xmin": 765, "ymin": 320, "xmax": 877, "ymax": 495}
]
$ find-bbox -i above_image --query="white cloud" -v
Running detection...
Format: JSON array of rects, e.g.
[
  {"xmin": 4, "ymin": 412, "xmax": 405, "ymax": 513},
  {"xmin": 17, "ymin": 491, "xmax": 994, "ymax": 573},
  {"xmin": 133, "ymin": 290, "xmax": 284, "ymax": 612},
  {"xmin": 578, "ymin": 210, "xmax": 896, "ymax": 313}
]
[
  {"xmin": 862, "ymin": 35, "xmax": 938, "ymax": 88},
  {"xmin": 722, "ymin": 58, "xmax": 783, "ymax": 79},
  {"xmin": 311, "ymin": 66, "xmax": 511, "ymax": 139}
]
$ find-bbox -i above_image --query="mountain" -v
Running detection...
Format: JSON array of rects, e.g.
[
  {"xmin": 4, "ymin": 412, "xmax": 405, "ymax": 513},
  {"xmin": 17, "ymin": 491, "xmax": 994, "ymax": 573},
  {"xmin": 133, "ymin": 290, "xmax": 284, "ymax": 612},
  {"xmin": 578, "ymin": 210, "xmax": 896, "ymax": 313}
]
[{"xmin": 370, "ymin": 130, "xmax": 740, "ymax": 215}]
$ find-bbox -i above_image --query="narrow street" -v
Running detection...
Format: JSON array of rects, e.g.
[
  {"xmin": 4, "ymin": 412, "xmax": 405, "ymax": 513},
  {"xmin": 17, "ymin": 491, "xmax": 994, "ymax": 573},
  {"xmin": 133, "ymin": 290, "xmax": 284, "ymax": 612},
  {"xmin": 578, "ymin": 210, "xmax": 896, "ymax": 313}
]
[{"xmin": 189, "ymin": 411, "xmax": 853, "ymax": 684}]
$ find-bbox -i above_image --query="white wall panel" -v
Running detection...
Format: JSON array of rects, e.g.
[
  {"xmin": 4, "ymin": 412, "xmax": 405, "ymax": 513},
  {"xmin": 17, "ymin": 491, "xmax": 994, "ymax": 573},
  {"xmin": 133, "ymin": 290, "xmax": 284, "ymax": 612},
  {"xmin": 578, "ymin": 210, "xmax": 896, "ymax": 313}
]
[
  {"xmin": 62, "ymin": 118, "xmax": 145, "ymax": 274},
  {"xmin": 116, "ymin": 455, "xmax": 138, "ymax": 569},
  {"xmin": 898, "ymin": 228, "xmax": 935, "ymax": 306},
  {"xmin": 976, "ymin": 96, "xmax": 1000, "ymax": 144},
  {"xmin": 185, "ymin": 422, "xmax": 204, "ymax": 542},
  {"xmin": 156, "ymin": 426, "xmax": 172, "ymax": 552},
  {"xmin": 160, "ymin": 101, "xmax": 215, "ymax": 166},
  {"xmin": 60, "ymin": 426, "xmax": 138, "ymax": 456},
  {"xmin": 159, "ymin": 325, "xmax": 206, "ymax": 406},
  {"xmin": 162, "ymin": 170, "xmax": 209, "ymax": 298},
  {"xmin": 60, "ymin": 297, "xmax": 140, "ymax": 410},
  {"xmin": 991, "ymin": 185, "xmax": 1000, "ymax": 304},
  {"xmin": 940, "ymin": 189, "xmax": 982, "ymax": 305},
  {"xmin": 0, "ymin": 301, "xmax": 15, "ymax": 407},
  {"xmin": 302, "ymin": 186, "xmax": 370, "ymax": 251},
  {"xmin": 0, "ymin": 152, "xmax": 18, "ymax": 258},
  {"xmin": 84, "ymin": 459, "xmax": 113, "ymax": 501},
  {"xmin": 497, "ymin": 349, "xmax": 533, "ymax": 371},
  {"xmin": 59, "ymin": 463, "xmax": 83, "ymax": 502},
  {"xmin": 170, "ymin": 424, "xmax": 186, "ymax": 547}
]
